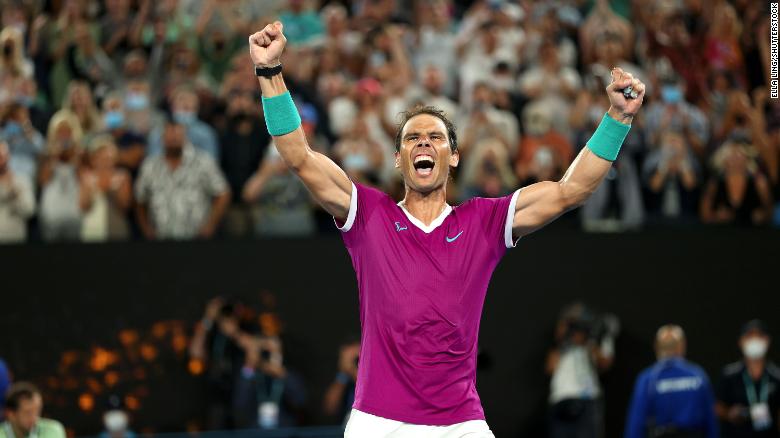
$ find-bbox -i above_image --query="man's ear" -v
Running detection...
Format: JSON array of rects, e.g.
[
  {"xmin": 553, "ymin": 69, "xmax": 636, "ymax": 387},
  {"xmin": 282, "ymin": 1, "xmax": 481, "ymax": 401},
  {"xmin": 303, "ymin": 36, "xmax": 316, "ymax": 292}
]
[
  {"xmin": 395, "ymin": 151, "xmax": 400, "ymax": 168},
  {"xmin": 449, "ymin": 149, "xmax": 459, "ymax": 168}
]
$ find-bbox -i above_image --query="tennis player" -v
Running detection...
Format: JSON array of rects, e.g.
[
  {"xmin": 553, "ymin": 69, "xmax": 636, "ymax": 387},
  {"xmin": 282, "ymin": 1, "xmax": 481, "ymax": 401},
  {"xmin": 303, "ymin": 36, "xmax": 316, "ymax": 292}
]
[{"xmin": 249, "ymin": 22, "xmax": 645, "ymax": 438}]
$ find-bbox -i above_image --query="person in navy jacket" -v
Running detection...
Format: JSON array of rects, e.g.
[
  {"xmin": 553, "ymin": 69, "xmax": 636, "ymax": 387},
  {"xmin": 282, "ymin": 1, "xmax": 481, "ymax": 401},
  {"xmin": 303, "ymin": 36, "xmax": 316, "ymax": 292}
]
[{"xmin": 625, "ymin": 325, "xmax": 718, "ymax": 438}]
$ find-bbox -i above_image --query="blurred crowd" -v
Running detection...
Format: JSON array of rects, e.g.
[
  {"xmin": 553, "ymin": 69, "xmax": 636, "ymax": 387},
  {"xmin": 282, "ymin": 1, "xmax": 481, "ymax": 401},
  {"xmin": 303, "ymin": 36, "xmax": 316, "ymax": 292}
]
[
  {"xmin": 0, "ymin": 0, "xmax": 778, "ymax": 243},
  {"xmin": 0, "ymin": 297, "xmax": 777, "ymax": 437}
]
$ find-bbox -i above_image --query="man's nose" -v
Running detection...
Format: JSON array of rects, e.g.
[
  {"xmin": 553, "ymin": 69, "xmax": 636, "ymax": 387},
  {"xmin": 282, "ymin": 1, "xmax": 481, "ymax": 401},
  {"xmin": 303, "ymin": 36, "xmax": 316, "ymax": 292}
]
[{"xmin": 416, "ymin": 137, "xmax": 432, "ymax": 148}]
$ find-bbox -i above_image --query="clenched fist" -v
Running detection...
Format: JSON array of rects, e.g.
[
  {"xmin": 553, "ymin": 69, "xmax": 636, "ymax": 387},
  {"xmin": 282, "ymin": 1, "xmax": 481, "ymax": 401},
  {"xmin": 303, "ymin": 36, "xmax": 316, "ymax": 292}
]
[
  {"xmin": 248, "ymin": 21, "xmax": 287, "ymax": 67},
  {"xmin": 606, "ymin": 67, "xmax": 645, "ymax": 123}
]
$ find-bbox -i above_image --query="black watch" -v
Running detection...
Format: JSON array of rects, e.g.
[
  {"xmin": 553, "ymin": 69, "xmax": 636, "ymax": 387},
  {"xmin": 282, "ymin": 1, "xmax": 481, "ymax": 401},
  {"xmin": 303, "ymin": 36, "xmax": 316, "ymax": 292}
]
[{"xmin": 255, "ymin": 63, "xmax": 282, "ymax": 78}]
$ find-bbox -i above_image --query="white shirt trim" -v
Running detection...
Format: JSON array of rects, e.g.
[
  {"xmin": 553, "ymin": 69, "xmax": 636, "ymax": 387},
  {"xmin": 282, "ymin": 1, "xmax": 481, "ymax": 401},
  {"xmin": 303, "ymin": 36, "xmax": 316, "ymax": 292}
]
[
  {"xmin": 397, "ymin": 202, "xmax": 452, "ymax": 234},
  {"xmin": 335, "ymin": 183, "xmax": 358, "ymax": 232},
  {"xmin": 504, "ymin": 189, "xmax": 521, "ymax": 248}
]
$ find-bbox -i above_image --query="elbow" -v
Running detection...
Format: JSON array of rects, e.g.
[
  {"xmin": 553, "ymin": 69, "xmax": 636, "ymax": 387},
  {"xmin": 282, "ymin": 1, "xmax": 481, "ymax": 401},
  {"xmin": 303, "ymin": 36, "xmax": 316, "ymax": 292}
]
[{"xmin": 557, "ymin": 180, "xmax": 592, "ymax": 211}]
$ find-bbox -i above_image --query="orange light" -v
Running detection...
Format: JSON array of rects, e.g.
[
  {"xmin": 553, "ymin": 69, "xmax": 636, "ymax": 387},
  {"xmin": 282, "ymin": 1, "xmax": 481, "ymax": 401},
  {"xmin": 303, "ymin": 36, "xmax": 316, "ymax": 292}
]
[
  {"xmin": 151, "ymin": 322, "xmax": 167, "ymax": 339},
  {"xmin": 86, "ymin": 378, "xmax": 102, "ymax": 394},
  {"xmin": 104, "ymin": 371, "xmax": 120, "ymax": 387},
  {"xmin": 139, "ymin": 343, "xmax": 158, "ymax": 362},
  {"xmin": 171, "ymin": 333, "xmax": 188, "ymax": 354},
  {"xmin": 188, "ymin": 358, "xmax": 204, "ymax": 375},
  {"xmin": 90, "ymin": 347, "xmax": 119, "ymax": 372},
  {"xmin": 78, "ymin": 393, "xmax": 94, "ymax": 412},
  {"xmin": 124, "ymin": 395, "xmax": 140, "ymax": 411},
  {"xmin": 118, "ymin": 329, "xmax": 139, "ymax": 347}
]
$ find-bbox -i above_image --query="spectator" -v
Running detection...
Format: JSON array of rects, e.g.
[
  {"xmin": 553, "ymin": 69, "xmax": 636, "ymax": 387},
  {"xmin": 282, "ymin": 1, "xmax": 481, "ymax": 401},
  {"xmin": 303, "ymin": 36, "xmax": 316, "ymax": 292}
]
[
  {"xmin": 0, "ymin": 140, "xmax": 35, "ymax": 243},
  {"xmin": 459, "ymin": 138, "xmax": 517, "ymax": 200},
  {"xmin": 100, "ymin": 92, "xmax": 147, "ymax": 172},
  {"xmin": 0, "ymin": 27, "xmax": 34, "ymax": 104},
  {"xmin": 411, "ymin": 0, "xmax": 457, "ymax": 97},
  {"xmin": 242, "ymin": 145, "xmax": 316, "ymax": 237},
  {"xmin": 323, "ymin": 336, "xmax": 360, "ymax": 425},
  {"xmin": 135, "ymin": 118, "xmax": 230, "ymax": 240},
  {"xmin": 66, "ymin": 20, "xmax": 120, "ymax": 93},
  {"xmin": 644, "ymin": 75, "xmax": 709, "ymax": 157},
  {"xmin": 516, "ymin": 102, "xmax": 572, "ymax": 184},
  {"xmin": 61, "ymin": 81, "xmax": 102, "ymax": 137},
  {"xmin": 0, "ymin": 102, "xmax": 45, "ymax": 184},
  {"xmin": 457, "ymin": 82, "xmax": 519, "ymax": 159},
  {"xmin": 643, "ymin": 131, "xmax": 701, "ymax": 225},
  {"xmin": 0, "ymin": 382, "xmax": 66, "ymax": 438},
  {"xmin": 519, "ymin": 38, "xmax": 582, "ymax": 136},
  {"xmin": 219, "ymin": 90, "xmax": 270, "ymax": 237},
  {"xmin": 700, "ymin": 141, "xmax": 773, "ymax": 226},
  {"xmin": 38, "ymin": 110, "xmax": 84, "ymax": 241},
  {"xmin": 278, "ymin": 0, "xmax": 325, "ymax": 47},
  {"xmin": 233, "ymin": 334, "xmax": 307, "ymax": 429},
  {"xmin": 716, "ymin": 320, "xmax": 779, "ymax": 438},
  {"xmin": 189, "ymin": 297, "xmax": 245, "ymax": 430},
  {"xmin": 98, "ymin": 396, "xmax": 136, "ymax": 438},
  {"xmin": 79, "ymin": 135, "xmax": 131, "ymax": 242},
  {"xmin": 704, "ymin": 2, "xmax": 745, "ymax": 82},
  {"xmin": 546, "ymin": 303, "xmax": 618, "ymax": 438},
  {"xmin": 123, "ymin": 79, "xmax": 164, "ymax": 140},
  {"xmin": 99, "ymin": 0, "xmax": 142, "ymax": 65},
  {"xmin": 331, "ymin": 117, "xmax": 384, "ymax": 187},
  {"xmin": 409, "ymin": 65, "xmax": 458, "ymax": 121},
  {"xmin": 148, "ymin": 87, "xmax": 219, "ymax": 160},
  {"xmin": 0, "ymin": 358, "xmax": 10, "ymax": 419},
  {"xmin": 624, "ymin": 325, "xmax": 718, "ymax": 438},
  {"xmin": 16, "ymin": 78, "xmax": 52, "ymax": 135}
]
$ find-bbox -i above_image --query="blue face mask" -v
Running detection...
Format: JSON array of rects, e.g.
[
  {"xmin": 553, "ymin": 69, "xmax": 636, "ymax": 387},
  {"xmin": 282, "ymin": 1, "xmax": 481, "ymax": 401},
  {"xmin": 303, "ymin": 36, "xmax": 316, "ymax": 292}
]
[
  {"xmin": 3, "ymin": 121, "xmax": 22, "ymax": 137},
  {"xmin": 126, "ymin": 93, "xmax": 149, "ymax": 111},
  {"xmin": 17, "ymin": 96, "xmax": 35, "ymax": 108},
  {"xmin": 104, "ymin": 111, "xmax": 124, "ymax": 130},
  {"xmin": 661, "ymin": 85, "xmax": 682, "ymax": 104},
  {"xmin": 343, "ymin": 153, "xmax": 370, "ymax": 171},
  {"xmin": 173, "ymin": 111, "xmax": 196, "ymax": 124}
]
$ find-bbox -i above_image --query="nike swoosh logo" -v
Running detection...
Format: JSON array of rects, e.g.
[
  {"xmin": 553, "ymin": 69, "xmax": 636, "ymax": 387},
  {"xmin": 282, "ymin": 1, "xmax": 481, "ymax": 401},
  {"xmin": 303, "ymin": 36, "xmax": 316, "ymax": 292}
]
[{"xmin": 446, "ymin": 231, "xmax": 464, "ymax": 243}]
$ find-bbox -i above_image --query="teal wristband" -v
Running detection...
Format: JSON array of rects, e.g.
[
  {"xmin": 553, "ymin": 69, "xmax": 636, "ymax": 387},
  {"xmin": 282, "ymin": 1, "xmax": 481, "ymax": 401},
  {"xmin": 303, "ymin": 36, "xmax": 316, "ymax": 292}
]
[
  {"xmin": 586, "ymin": 113, "xmax": 631, "ymax": 161},
  {"xmin": 261, "ymin": 91, "xmax": 302, "ymax": 136}
]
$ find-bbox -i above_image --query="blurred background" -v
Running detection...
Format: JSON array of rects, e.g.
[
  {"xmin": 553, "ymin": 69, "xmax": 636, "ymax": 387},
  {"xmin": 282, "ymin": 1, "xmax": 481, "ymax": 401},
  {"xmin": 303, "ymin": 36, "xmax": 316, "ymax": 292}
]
[{"xmin": 0, "ymin": 0, "xmax": 777, "ymax": 437}]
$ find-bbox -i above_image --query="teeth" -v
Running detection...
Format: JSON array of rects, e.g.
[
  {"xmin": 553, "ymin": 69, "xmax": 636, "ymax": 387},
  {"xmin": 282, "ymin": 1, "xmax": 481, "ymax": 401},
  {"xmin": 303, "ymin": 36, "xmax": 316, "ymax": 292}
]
[{"xmin": 414, "ymin": 155, "xmax": 434, "ymax": 164}]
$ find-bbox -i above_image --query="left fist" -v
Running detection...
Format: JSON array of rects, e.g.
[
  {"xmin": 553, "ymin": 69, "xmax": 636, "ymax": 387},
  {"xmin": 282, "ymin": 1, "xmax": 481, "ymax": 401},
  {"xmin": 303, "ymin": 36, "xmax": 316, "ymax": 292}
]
[{"xmin": 606, "ymin": 67, "xmax": 645, "ymax": 124}]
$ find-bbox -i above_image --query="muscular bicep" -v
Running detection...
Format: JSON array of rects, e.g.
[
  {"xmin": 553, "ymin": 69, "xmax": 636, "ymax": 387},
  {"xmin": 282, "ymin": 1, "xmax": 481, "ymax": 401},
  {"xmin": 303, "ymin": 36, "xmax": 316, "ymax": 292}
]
[
  {"xmin": 511, "ymin": 181, "xmax": 569, "ymax": 238},
  {"xmin": 273, "ymin": 127, "xmax": 353, "ymax": 221},
  {"xmin": 294, "ymin": 149, "xmax": 353, "ymax": 221},
  {"xmin": 511, "ymin": 148, "xmax": 612, "ymax": 237}
]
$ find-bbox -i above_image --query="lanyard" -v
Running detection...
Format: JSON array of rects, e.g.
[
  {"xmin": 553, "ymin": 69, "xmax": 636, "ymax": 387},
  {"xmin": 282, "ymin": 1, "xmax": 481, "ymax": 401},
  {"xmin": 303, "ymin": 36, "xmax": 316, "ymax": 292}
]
[
  {"xmin": 256, "ymin": 374, "xmax": 285, "ymax": 404},
  {"xmin": 742, "ymin": 370, "xmax": 769, "ymax": 405}
]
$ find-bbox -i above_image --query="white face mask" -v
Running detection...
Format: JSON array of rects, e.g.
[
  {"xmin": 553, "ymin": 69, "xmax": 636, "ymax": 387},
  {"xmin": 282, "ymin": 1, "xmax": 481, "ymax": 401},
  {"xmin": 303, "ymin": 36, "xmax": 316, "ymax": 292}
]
[
  {"xmin": 104, "ymin": 410, "xmax": 128, "ymax": 432},
  {"xmin": 743, "ymin": 338, "xmax": 769, "ymax": 359}
]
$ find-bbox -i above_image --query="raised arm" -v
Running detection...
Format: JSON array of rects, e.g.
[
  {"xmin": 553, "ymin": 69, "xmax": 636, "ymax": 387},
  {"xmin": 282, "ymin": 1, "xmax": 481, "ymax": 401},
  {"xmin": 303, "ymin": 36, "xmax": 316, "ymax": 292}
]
[
  {"xmin": 512, "ymin": 68, "xmax": 645, "ymax": 237},
  {"xmin": 249, "ymin": 22, "xmax": 352, "ymax": 222}
]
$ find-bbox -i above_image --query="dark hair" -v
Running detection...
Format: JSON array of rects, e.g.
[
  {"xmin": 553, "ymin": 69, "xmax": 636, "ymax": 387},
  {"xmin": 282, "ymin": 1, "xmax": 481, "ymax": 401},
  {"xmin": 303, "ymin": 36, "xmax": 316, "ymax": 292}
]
[
  {"xmin": 5, "ymin": 382, "xmax": 40, "ymax": 411},
  {"xmin": 394, "ymin": 106, "xmax": 458, "ymax": 153}
]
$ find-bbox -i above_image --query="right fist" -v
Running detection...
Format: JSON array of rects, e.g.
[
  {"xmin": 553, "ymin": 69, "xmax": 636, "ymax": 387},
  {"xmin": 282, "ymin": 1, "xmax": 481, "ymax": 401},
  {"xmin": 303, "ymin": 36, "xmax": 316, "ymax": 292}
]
[{"xmin": 249, "ymin": 21, "xmax": 286, "ymax": 67}]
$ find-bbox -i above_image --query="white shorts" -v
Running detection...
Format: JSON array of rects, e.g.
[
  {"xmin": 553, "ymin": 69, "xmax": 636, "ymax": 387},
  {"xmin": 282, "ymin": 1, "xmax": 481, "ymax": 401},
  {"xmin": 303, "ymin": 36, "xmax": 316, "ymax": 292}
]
[{"xmin": 344, "ymin": 409, "xmax": 496, "ymax": 438}]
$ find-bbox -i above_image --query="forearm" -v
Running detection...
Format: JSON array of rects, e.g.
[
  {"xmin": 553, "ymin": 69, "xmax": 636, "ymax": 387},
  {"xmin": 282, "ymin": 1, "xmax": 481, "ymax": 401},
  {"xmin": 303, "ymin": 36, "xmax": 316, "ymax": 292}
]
[
  {"xmin": 558, "ymin": 147, "xmax": 613, "ymax": 208},
  {"xmin": 322, "ymin": 381, "xmax": 347, "ymax": 416},
  {"xmin": 257, "ymin": 75, "xmax": 311, "ymax": 169},
  {"xmin": 136, "ymin": 204, "xmax": 155, "ymax": 238},
  {"xmin": 204, "ymin": 192, "xmax": 230, "ymax": 230}
]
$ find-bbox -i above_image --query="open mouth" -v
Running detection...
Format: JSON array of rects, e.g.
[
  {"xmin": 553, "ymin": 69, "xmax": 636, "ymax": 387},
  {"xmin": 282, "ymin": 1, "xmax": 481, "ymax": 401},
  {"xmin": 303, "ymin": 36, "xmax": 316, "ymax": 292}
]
[{"xmin": 413, "ymin": 154, "xmax": 435, "ymax": 176}]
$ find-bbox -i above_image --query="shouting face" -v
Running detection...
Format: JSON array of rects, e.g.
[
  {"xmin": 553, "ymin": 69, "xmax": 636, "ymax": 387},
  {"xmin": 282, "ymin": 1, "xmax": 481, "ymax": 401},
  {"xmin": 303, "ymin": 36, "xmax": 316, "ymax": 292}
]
[{"xmin": 395, "ymin": 114, "xmax": 458, "ymax": 194}]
